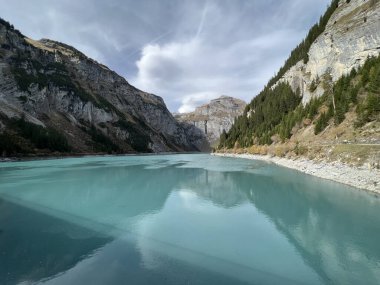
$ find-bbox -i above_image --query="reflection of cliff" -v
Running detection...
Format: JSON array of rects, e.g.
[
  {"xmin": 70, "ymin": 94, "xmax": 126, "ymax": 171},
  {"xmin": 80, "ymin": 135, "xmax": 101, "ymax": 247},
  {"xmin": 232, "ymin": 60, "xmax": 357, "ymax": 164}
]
[
  {"xmin": 178, "ymin": 170, "xmax": 249, "ymax": 208},
  {"xmin": 2, "ymin": 157, "xmax": 262, "ymax": 223},
  {"xmin": 0, "ymin": 199, "xmax": 110, "ymax": 285},
  {"xmin": 0, "ymin": 161, "xmax": 206, "ymax": 285},
  {"xmin": 172, "ymin": 163, "xmax": 380, "ymax": 284},
  {"xmin": 0, "ymin": 159, "xmax": 255, "ymax": 284},
  {"xmin": 1, "ymin": 156, "xmax": 380, "ymax": 284},
  {"xmin": 245, "ymin": 175, "xmax": 380, "ymax": 284},
  {"xmin": 215, "ymin": 168, "xmax": 380, "ymax": 285},
  {"xmin": 0, "ymin": 162, "xmax": 181, "ymax": 224}
]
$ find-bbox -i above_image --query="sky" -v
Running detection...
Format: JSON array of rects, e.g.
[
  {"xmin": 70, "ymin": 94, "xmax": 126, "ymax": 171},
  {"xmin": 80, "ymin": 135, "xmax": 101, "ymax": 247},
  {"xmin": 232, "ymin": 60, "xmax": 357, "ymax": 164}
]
[{"xmin": 0, "ymin": 0, "xmax": 331, "ymax": 113}]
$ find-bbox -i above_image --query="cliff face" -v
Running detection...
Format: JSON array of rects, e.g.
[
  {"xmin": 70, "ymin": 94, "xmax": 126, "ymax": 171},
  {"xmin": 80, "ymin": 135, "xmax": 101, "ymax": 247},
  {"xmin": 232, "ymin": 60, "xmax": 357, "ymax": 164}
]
[
  {"xmin": 0, "ymin": 20, "xmax": 208, "ymax": 154},
  {"xmin": 176, "ymin": 96, "xmax": 246, "ymax": 145},
  {"xmin": 277, "ymin": 0, "xmax": 380, "ymax": 104},
  {"xmin": 218, "ymin": 0, "xmax": 379, "ymax": 168}
]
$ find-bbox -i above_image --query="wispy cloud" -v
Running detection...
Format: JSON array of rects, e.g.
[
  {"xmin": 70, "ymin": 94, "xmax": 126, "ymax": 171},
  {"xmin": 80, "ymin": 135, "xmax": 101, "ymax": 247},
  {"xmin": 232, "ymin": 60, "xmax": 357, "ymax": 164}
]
[{"xmin": 195, "ymin": 1, "xmax": 209, "ymax": 39}]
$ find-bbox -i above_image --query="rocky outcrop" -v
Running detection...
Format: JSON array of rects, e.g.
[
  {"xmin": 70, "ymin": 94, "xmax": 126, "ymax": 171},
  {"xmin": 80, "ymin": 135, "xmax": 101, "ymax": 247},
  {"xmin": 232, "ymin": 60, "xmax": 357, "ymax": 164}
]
[
  {"xmin": 175, "ymin": 96, "xmax": 246, "ymax": 145},
  {"xmin": 276, "ymin": 0, "xmax": 380, "ymax": 104},
  {"xmin": 0, "ymin": 19, "xmax": 208, "ymax": 154}
]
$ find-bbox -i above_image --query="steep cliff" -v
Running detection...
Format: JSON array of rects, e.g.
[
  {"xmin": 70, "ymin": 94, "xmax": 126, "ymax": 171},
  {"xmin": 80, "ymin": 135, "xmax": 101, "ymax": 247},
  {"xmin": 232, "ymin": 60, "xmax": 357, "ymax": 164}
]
[
  {"xmin": 0, "ymin": 19, "xmax": 208, "ymax": 155},
  {"xmin": 175, "ymin": 96, "xmax": 246, "ymax": 145},
  {"xmin": 218, "ymin": 0, "xmax": 380, "ymax": 167},
  {"xmin": 277, "ymin": 0, "xmax": 380, "ymax": 104}
]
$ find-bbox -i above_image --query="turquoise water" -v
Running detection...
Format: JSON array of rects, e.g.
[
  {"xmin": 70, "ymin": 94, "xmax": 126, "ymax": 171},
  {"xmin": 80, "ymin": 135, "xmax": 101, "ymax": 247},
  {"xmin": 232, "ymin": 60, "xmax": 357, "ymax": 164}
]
[{"xmin": 0, "ymin": 154, "xmax": 379, "ymax": 285}]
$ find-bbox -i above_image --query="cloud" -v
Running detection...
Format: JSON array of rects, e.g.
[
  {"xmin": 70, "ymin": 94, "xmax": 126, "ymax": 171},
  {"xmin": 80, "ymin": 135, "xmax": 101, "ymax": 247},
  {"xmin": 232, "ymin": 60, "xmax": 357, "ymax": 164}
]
[
  {"xmin": 0, "ymin": 0, "xmax": 331, "ymax": 112},
  {"xmin": 131, "ymin": 28, "xmax": 304, "ymax": 112},
  {"xmin": 178, "ymin": 92, "xmax": 220, "ymax": 113}
]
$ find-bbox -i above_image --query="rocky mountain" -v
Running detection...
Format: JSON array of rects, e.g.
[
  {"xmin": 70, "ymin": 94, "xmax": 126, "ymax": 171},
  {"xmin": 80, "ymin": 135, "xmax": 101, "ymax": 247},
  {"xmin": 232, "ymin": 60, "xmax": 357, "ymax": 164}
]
[
  {"xmin": 277, "ymin": 0, "xmax": 380, "ymax": 104},
  {"xmin": 175, "ymin": 96, "xmax": 246, "ymax": 145},
  {"xmin": 218, "ymin": 0, "xmax": 380, "ymax": 167},
  {"xmin": 0, "ymin": 18, "xmax": 209, "ymax": 156}
]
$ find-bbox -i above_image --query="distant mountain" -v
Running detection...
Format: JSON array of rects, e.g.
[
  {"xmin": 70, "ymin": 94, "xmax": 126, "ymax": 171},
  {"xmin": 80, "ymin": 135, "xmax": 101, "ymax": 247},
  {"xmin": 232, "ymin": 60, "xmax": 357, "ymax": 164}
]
[
  {"xmin": 219, "ymin": 0, "xmax": 380, "ymax": 166},
  {"xmin": 175, "ymin": 96, "xmax": 246, "ymax": 146},
  {"xmin": 0, "ymin": 18, "xmax": 209, "ymax": 156}
]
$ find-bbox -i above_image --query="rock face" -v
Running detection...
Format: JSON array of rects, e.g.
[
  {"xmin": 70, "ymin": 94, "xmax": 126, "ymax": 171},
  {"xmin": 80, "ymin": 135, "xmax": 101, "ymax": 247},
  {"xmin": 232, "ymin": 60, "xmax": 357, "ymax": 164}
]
[
  {"xmin": 0, "ymin": 19, "xmax": 208, "ymax": 154},
  {"xmin": 276, "ymin": 0, "xmax": 380, "ymax": 104},
  {"xmin": 175, "ymin": 96, "xmax": 246, "ymax": 145}
]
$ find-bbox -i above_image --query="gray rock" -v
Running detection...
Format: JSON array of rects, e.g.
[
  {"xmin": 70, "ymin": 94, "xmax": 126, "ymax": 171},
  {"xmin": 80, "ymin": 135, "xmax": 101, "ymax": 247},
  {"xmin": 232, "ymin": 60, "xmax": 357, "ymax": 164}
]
[
  {"xmin": 0, "ymin": 21, "xmax": 208, "ymax": 153},
  {"xmin": 275, "ymin": 0, "xmax": 380, "ymax": 104},
  {"xmin": 176, "ymin": 96, "xmax": 246, "ymax": 145}
]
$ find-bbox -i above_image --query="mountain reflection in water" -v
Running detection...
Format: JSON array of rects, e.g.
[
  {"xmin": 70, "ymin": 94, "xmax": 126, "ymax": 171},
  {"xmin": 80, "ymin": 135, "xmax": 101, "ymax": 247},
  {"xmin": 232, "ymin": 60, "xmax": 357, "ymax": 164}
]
[{"xmin": 0, "ymin": 154, "xmax": 379, "ymax": 285}]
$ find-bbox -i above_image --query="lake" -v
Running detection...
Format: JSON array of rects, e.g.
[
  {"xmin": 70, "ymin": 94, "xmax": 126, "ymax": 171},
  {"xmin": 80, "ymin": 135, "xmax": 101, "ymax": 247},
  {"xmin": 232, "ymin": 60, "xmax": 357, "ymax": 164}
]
[{"xmin": 0, "ymin": 154, "xmax": 379, "ymax": 285}]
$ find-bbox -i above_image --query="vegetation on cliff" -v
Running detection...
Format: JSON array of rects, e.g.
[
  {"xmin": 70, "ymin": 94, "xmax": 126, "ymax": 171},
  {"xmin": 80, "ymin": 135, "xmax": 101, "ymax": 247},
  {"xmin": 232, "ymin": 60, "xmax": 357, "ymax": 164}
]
[
  {"xmin": 0, "ymin": 116, "xmax": 70, "ymax": 156},
  {"xmin": 219, "ymin": 54, "xmax": 380, "ymax": 149},
  {"xmin": 266, "ymin": 0, "xmax": 339, "ymax": 88},
  {"xmin": 219, "ymin": 83, "xmax": 301, "ymax": 147},
  {"xmin": 219, "ymin": 0, "xmax": 379, "ymax": 151}
]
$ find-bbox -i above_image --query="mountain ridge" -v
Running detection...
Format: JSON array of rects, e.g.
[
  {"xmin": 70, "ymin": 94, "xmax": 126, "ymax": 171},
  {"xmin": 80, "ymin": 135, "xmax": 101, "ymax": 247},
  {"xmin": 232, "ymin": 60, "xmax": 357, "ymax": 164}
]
[
  {"xmin": 218, "ymin": 0, "xmax": 380, "ymax": 168},
  {"xmin": 0, "ymin": 18, "xmax": 209, "ymax": 156},
  {"xmin": 175, "ymin": 96, "xmax": 246, "ymax": 146}
]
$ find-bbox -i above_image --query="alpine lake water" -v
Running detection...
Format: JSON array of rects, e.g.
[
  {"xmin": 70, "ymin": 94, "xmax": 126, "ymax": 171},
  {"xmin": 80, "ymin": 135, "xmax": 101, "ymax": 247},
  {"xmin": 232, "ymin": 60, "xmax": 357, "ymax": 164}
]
[{"xmin": 0, "ymin": 154, "xmax": 379, "ymax": 285}]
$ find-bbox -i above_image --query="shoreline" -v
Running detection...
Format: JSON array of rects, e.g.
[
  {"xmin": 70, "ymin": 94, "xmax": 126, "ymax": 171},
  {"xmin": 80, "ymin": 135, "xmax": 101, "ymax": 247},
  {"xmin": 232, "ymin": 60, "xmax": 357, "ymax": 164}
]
[
  {"xmin": 0, "ymin": 151, "xmax": 207, "ymax": 163},
  {"xmin": 2, "ymin": 151, "xmax": 379, "ymax": 193},
  {"xmin": 212, "ymin": 153, "xmax": 380, "ymax": 194}
]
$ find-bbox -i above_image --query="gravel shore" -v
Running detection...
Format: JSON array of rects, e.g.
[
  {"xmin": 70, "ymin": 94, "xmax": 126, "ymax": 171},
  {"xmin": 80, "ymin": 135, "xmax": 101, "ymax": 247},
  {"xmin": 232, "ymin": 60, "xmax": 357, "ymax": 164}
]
[{"xmin": 212, "ymin": 153, "xmax": 380, "ymax": 194}]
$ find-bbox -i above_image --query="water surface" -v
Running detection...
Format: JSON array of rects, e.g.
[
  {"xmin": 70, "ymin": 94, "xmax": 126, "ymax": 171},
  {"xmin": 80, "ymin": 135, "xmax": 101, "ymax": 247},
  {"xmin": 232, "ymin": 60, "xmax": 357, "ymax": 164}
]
[{"xmin": 0, "ymin": 154, "xmax": 379, "ymax": 285}]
